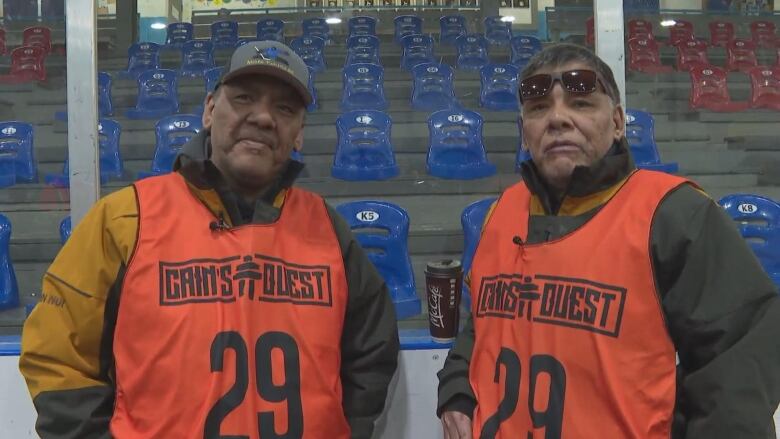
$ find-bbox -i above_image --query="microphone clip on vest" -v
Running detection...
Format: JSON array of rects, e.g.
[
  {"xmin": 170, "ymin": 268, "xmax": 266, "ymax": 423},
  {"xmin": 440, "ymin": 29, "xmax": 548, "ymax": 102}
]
[
  {"xmin": 512, "ymin": 235, "xmax": 524, "ymax": 246},
  {"xmin": 209, "ymin": 216, "xmax": 230, "ymax": 232}
]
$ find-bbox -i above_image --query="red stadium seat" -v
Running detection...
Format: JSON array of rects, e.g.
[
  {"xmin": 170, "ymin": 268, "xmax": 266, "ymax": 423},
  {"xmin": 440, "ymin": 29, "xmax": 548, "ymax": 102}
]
[
  {"xmin": 628, "ymin": 19, "xmax": 654, "ymax": 40},
  {"xmin": 726, "ymin": 39, "xmax": 759, "ymax": 72},
  {"xmin": 668, "ymin": 20, "xmax": 695, "ymax": 47},
  {"xmin": 586, "ymin": 16, "xmax": 594, "ymax": 46},
  {"xmin": 628, "ymin": 38, "xmax": 672, "ymax": 73},
  {"xmin": 22, "ymin": 26, "xmax": 51, "ymax": 54},
  {"xmin": 0, "ymin": 46, "xmax": 47, "ymax": 83},
  {"xmin": 708, "ymin": 21, "xmax": 734, "ymax": 48},
  {"xmin": 750, "ymin": 20, "xmax": 777, "ymax": 49},
  {"xmin": 689, "ymin": 64, "xmax": 749, "ymax": 112},
  {"xmin": 676, "ymin": 39, "xmax": 709, "ymax": 71},
  {"xmin": 748, "ymin": 66, "xmax": 780, "ymax": 111}
]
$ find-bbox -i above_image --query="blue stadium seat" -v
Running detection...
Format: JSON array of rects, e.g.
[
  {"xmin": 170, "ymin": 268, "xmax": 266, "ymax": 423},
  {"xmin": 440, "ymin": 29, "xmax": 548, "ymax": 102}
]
[
  {"xmin": 56, "ymin": 71, "xmax": 114, "ymax": 121},
  {"xmin": 335, "ymin": 200, "xmax": 420, "ymax": 319},
  {"xmin": 45, "ymin": 119, "xmax": 123, "ymax": 187},
  {"xmin": 348, "ymin": 16, "xmax": 377, "ymax": 38},
  {"xmin": 510, "ymin": 35, "xmax": 542, "ymax": 69},
  {"xmin": 307, "ymin": 67, "xmax": 318, "ymax": 112},
  {"xmin": 345, "ymin": 35, "xmax": 381, "ymax": 65},
  {"xmin": 126, "ymin": 69, "xmax": 180, "ymax": 120},
  {"xmin": 440, "ymin": 15, "xmax": 467, "ymax": 45},
  {"xmin": 59, "ymin": 216, "xmax": 71, "ymax": 244},
  {"xmin": 291, "ymin": 149, "xmax": 304, "ymax": 162},
  {"xmin": 165, "ymin": 22, "xmax": 193, "ymax": 48},
  {"xmin": 332, "ymin": 110, "xmax": 399, "ymax": 181},
  {"xmin": 456, "ymin": 34, "xmax": 489, "ymax": 70},
  {"xmin": 460, "ymin": 197, "xmax": 497, "ymax": 309},
  {"xmin": 290, "ymin": 36, "xmax": 326, "ymax": 73},
  {"xmin": 480, "ymin": 63, "xmax": 520, "ymax": 111},
  {"xmin": 484, "ymin": 16, "xmax": 512, "ymax": 46},
  {"xmin": 625, "ymin": 109, "xmax": 679, "ymax": 173},
  {"xmin": 302, "ymin": 18, "xmax": 331, "ymax": 42},
  {"xmin": 427, "ymin": 109, "xmax": 496, "ymax": 179},
  {"xmin": 515, "ymin": 120, "xmax": 532, "ymax": 172},
  {"xmin": 193, "ymin": 67, "xmax": 223, "ymax": 115},
  {"xmin": 0, "ymin": 214, "xmax": 19, "ymax": 311},
  {"xmin": 256, "ymin": 19, "xmax": 284, "ymax": 42},
  {"xmin": 394, "ymin": 15, "xmax": 423, "ymax": 44},
  {"xmin": 179, "ymin": 40, "xmax": 215, "ymax": 78},
  {"xmin": 211, "ymin": 20, "xmax": 239, "ymax": 48},
  {"xmin": 400, "ymin": 34, "xmax": 435, "ymax": 71},
  {"xmin": 138, "ymin": 114, "xmax": 202, "ymax": 179},
  {"xmin": 116, "ymin": 42, "xmax": 160, "ymax": 79},
  {"xmin": 718, "ymin": 194, "xmax": 780, "ymax": 286},
  {"xmin": 340, "ymin": 63, "xmax": 387, "ymax": 111},
  {"xmin": 411, "ymin": 62, "xmax": 457, "ymax": 111},
  {"xmin": 0, "ymin": 121, "xmax": 37, "ymax": 186}
]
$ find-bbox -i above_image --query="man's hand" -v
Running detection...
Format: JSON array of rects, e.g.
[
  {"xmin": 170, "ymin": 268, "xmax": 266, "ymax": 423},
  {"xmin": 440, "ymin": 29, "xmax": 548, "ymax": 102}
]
[{"xmin": 441, "ymin": 411, "xmax": 472, "ymax": 439}]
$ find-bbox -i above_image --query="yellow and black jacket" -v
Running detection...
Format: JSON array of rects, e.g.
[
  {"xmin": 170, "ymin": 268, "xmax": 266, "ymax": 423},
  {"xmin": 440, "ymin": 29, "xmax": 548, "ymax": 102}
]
[
  {"xmin": 19, "ymin": 131, "xmax": 400, "ymax": 439},
  {"xmin": 438, "ymin": 139, "xmax": 780, "ymax": 438}
]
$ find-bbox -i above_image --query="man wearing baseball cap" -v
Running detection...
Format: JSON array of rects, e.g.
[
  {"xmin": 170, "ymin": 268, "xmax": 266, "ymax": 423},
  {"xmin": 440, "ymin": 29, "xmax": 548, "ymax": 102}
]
[{"xmin": 20, "ymin": 41, "xmax": 400, "ymax": 439}]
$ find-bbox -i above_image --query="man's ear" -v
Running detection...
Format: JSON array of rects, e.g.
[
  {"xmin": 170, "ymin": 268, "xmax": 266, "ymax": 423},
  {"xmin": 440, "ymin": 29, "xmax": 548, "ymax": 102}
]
[
  {"xmin": 293, "ymin": 126, "xmax": 304, "ymax": 152},
  {"xmin": 519, "ymin": 114, "xmax": 528, "ymax": 151},
  {"xmin": 613, "ymin": 103, "xmax": 626, "ymax": 141},
  {"xmin": 202, "ymin": 92, "xmax": 216, "ymax": 130}
]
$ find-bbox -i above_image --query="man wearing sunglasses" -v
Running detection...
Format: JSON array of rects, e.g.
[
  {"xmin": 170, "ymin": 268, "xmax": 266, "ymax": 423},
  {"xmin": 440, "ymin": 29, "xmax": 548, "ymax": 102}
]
[{"xmin": 437, "ymin": 43, "xmax": 779, "ymax": 438}]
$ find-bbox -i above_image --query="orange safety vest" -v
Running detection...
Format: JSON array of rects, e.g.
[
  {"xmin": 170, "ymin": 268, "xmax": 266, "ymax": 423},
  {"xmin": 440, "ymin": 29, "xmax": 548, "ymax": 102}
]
[
  {"xmin": 111, "ymin": 173, "xmax": 350, "ymax": 439},
  {"xmin": 469, "ymin": 170, "xmax": 689, "ymax": 439}
]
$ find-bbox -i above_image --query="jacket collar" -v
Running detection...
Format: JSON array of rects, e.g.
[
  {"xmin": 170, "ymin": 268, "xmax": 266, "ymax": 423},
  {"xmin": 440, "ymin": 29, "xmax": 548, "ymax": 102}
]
[{"xmin": 519, "ymin": 137, "xmax": 636, "ymax": 215}]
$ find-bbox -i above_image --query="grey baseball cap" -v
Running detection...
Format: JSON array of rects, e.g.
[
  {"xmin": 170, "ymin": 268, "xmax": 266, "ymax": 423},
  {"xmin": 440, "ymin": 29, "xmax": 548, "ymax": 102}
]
[{"xmin": 218, "ymin": 41, "xmax": 312, "ymax": 106}]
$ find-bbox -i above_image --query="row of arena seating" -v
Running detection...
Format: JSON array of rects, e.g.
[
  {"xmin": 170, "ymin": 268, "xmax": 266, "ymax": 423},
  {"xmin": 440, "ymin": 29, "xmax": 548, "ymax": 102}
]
[
  {"xmin": 587, "ymin": 17, "xmax": 780, "ymax": 48},
  {"xmin": 0, "ymin": 192, "xmax": 777, "ymax": 319},
  {"xmin": 0, "ymin": 107, "xmax": 676, "ymax": 186},
  {"xmin": 629, "ymin": 36, "xmax": 780, "ymax": 73}
]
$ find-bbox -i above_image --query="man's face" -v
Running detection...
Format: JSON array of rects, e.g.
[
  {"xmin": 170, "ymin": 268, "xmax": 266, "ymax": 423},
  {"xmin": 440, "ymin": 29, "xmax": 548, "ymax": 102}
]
[
  {"xmin": 521, "ymin": 61, "xmax": 625, "ymax": 190},
  {"xmin": 203, "ymin": 74, "xmax": 305, "ymax": 192}
]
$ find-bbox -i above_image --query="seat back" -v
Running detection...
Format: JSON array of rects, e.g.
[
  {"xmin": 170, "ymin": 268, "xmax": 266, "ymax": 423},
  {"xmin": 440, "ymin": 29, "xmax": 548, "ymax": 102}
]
[
  {"xmin": 290, "ymin": 36, "xmax": 326, "ymax": 72},
  {"xmin": 125, "ymin": 42, "xmax": 161, "ymax": 78},
  {"xmin": 625, "ymin": 109, "xmax": 661, "ymax": 165},
  {"xmin": 166, "ymin": 22, "xmax": 194, "ymax": 46},
  {"xmin": 427, "ymin": 109, "xmax": 495, "ymax": 179},
  {"xmin": 750, "ymin": 20, "xmax": 776, "ymax": 48},
  {"xmin": 401, "ymin": 34, "xmax": 434, "ymax": 70},
  {"xmin": 335, "ymin": 200, "xmax": 419, "ymax": 319},
  {"xmin": 708, "ymin": 20, "xmax": 734, "ymax": 47},
  {"xmin": 151, "ymin": 114, "xmax": 202, "ymax": 174},
  {"xmin": 180, "ymin": 40, "xmax": 215, "ymax": 77},
  {"xmin": 460, "ymin": 197, "xmax": 497, "ymax": 308},
  {"xmin": 748, "ymin": 66, "xmax": 780, "ymax": 110},
  {"xmin": 204, "ymin": 66, "xmax": 223, "ymax": 93},
  {"xmin": 348, "ymin": 16, "xmax": 377, "ymax": 38},
  {"xmin": 346, "ymin": 35, "xmax": 380, "ymax": 65},
  {"xmin": 0, "ymin": 214, "xmax": 19, "ymax": 311},
  {"xmin": 483, "ymin": 16, "xmax": 511, "ymax": 45},
  {"xmin": 59, "ymin": 216, "xmax": 71, "ymax": 244},
  {"xmin": 0, "ymin": 121, "xmax": 36, "ymax": 185},
  {"xmin": 9, "ymin": 46, "xmax": 46, "ymax": 81},
  {"xmin": 340, "ymin": 63, "xmax": 387, "ymax": 111},
  {"xmin": 133, "ymin": 69, "xmax": 179, "ymax": 115},
  {"xmin": 97, "ymin": 72, "xmax": 114, "ymax": 117},
  {"xmin": 726, "ymin": 39, "xmax": 758, "ymax": 72},
  {"xmin": 480, "ymin": 63, "xmax": 519, "ymax": 111},
  {"xmin": 97, "ymin": 119, "xmax": 123, "ymax": 178},
  {"xmin": 302, "ymin": 18, "xmax": 330, "ymax": 41},
  {"xmin": 627, "ymin": 19, "xmax": 654, "ymax": 40},
  {"xmin": 510, "ymin": 35, "xmax": 541, "ymax": 68},
  {"xmin": 22, "ymin": 26, "xmax": 51, "ymax": 53},
  {"xmin": 440, "ymin": 15, "xmax": 467, "ymax": 45},
  {"xmin": 394, "ymin": 15, "xmax": 423, "ymax": 44},
  {"xmin": 256, "ymin": 19, "xmax": 284, "ymax": 42},
  {"xmin": 456, "ymin": 34, "xmax": 489, "ymax": 70},
  {"xmin": 211, "ymin": 20, "xmax": 238, "ymax": 46},
  {"xmin": 628, "ymin": 37, "xmax": 663, "ymax": 71},
  {"xmin": 718, "ymin": 194, "xmax": 780, "ymax": 274},
  {"xmin": 332, "ymin": 110, "xmax": 398, "ymax": 180},
  {"xmin": 411, "ymin": 62, "xmax": 456, "ymax": 111},
  {"xmin": 676, "ymin": 39, "xmax": 709, "ymax": 71},
  {"xmin": 689, "ymin": 64, "xmax": 731, "ymax": 107},
  {"xmin": 669, "ymin": 20, "xmax": 695, "ymax": 46}
]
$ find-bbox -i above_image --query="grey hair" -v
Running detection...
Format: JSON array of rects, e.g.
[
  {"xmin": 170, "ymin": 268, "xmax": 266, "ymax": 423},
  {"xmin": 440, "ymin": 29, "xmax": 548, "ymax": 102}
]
[{"xmin": 520, "ymin": 43, "xmax": 621, "ymax": 105}]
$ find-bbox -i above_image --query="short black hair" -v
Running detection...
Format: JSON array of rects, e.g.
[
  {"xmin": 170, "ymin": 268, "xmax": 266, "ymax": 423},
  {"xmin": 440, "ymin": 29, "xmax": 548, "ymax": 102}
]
[{"xmin": 521, "ymin": 43, "xmax": 621, "ymax": 104}]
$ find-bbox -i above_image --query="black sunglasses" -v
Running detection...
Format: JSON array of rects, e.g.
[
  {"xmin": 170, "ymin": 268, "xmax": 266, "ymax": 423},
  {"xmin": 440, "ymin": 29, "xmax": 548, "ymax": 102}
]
[{"xmin": 519, "ymin": 69, "xmax": 607, "ymax": 103}]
